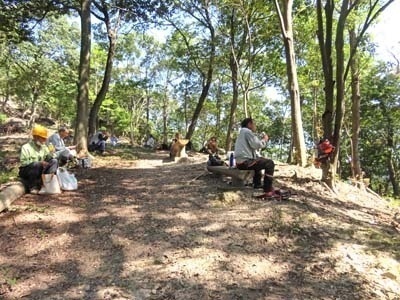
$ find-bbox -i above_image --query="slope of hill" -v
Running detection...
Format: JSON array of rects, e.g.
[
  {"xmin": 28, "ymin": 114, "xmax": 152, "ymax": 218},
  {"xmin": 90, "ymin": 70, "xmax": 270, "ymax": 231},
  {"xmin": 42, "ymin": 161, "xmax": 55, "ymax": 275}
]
[{"xmin": 1, "ymin": 147, "xmax": 399, "ymax": 299}]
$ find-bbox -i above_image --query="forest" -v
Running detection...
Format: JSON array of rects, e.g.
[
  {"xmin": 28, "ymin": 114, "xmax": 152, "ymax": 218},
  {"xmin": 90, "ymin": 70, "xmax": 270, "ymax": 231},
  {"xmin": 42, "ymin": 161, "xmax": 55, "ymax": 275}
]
[{"xmin": 0, "ymin": 0, "xmax": 399, "ymax": 198}]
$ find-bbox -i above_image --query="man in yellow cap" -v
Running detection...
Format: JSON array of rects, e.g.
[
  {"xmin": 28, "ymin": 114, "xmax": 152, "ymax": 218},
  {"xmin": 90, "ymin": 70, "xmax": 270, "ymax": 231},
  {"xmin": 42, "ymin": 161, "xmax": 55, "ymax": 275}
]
[{"xmin": 19, "ymin": 124, "xmax": 59, "ymax": 194}]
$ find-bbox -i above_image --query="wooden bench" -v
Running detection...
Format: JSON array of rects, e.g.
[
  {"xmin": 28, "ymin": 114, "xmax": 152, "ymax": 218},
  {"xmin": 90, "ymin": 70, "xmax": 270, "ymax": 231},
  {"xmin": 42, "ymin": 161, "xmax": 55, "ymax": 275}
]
[{"xmin": 207, "ymin": 165, "xmax": 254, "ymax": 187}]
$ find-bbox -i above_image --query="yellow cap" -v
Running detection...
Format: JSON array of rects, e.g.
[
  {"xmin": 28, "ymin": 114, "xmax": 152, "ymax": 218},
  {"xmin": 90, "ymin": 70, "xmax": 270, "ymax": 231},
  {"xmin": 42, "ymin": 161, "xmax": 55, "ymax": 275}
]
[{"xmin": 32, "ymin": 125, "xmax": 48, "ymax": 139}]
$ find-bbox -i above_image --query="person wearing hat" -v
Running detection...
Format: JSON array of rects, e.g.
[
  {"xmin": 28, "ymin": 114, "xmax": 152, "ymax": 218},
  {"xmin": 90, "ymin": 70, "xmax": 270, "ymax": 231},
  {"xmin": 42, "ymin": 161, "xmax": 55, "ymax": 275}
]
[{"xmin": 19, "ymin": 124, "xmax": 59, "ymax": 194}]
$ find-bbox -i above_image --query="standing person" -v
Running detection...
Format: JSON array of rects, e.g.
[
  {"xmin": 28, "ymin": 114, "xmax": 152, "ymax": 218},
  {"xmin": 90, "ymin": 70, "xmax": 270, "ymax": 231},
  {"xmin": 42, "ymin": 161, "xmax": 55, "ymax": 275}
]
[
  {"xmin": 19, "ymin": 124, "xmax": 59, "ymax": 194},
  {"xmin": 234, "ymin": 117, "xmax": 275, "ymax": 196},
  {"xmin": 47, "ymin": 127, "xmax": 76, "ymax": 166}
]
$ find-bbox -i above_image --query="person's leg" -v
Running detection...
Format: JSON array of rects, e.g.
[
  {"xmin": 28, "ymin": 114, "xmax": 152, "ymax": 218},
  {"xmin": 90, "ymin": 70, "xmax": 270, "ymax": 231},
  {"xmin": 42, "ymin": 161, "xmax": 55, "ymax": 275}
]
[
  {"xmin": 43, "ymin": 158, "xmax": 58, "ymax": 174},
  {"xmin": 97, "ymin": 140, "xmax": 106, "ymax": 153},
  {"xmin": 262, "ymin": 158, "xmax": 275, "ymax": 192},
  {"xmin": 58, "ymin": 149, "xmax": 74, "ymax": 166},
  {"xmin": 18, "ymin": 162, "xmax": 44, "ymax": 191},
  {"xmin": 237, "ymin": 159, "xmax": 265, "ymax": 188}
]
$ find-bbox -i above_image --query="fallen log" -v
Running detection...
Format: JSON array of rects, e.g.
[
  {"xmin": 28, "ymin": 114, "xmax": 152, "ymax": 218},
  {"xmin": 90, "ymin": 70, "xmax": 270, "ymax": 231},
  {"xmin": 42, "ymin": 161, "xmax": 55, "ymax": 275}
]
[
  {"xmin": 207, "ymin": 165, "xmax": 253, "ymax": 187},
  {"xmin": 0, "ymin": 181, "xmax": 26, "ymax": 213}
]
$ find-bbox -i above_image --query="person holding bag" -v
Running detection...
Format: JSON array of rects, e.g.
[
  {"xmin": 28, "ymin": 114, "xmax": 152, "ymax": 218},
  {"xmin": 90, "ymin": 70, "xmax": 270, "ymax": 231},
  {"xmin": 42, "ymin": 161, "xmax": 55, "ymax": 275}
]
[{"xmin": 19, "ymin": 124, "xmax": 59, "ymax": 194}]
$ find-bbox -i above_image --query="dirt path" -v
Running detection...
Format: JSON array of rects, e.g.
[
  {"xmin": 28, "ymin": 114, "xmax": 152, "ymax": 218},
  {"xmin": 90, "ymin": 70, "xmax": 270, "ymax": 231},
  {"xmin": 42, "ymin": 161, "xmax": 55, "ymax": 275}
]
[{"xmin": 1, "ymin": 150, "xmax": 400, "ymax": 300}]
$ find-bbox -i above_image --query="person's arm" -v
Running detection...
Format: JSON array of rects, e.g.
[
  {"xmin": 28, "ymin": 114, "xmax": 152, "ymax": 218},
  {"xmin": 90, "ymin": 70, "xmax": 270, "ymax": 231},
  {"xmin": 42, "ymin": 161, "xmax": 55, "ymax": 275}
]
[
  {"xmin": 19, "ymin": 145, "xmax": 32, "ymax": 167},
  {"xmin": 246, "ymin": 131, "xmax": 266, "ymax": 150},
  {"xmin": 50, "ymin": 135, "xmax": 65, "ymax": 152}
]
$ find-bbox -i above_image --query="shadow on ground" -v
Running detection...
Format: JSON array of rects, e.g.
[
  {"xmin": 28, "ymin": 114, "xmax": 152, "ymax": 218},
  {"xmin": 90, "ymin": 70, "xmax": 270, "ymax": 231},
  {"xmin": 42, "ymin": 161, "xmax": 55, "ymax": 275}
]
[{"xmin": 1, "ymin": 151, "xmax": 399, "ymax": 299}]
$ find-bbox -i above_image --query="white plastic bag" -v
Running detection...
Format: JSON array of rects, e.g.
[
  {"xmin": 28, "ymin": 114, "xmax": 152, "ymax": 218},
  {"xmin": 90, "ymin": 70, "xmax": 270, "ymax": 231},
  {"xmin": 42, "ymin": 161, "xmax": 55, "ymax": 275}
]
[
  {"xmin": 39, "ymin": 173, "xmax": 61, "ymax": 194},
  {"xmin": 57, "ymin": 167, "xmax": 78, "ymax": 191}
]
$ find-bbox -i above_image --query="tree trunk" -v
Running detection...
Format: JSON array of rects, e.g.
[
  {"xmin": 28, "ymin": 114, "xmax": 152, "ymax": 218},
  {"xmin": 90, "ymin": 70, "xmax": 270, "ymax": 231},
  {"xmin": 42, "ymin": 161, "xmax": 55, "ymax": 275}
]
[
  {"xmin": 88, "ymin": 9, "xmax": 120, "ymax": 137},
  {"xmin": 162, "ymin": 72, "xmax": 170, "ymax": 145},
  {"xmin": 316, "ymin": 0, "xmax": 339, "ymax": 188},
  {"xmin": 0, "ymin": 182, "xmax": 26, "ymax": 213},
  {"xmin": 75, "ymin": 0, "xmax": 91, "ymax": 153},
  {"xmin": 274, "ymin": 0, "xmax": 307, "ymax": 166},
  {"xmin": 349, "ymin": 28, "xmax": 362, "ymax": 180},
  {"xmin": 225, "ymin": 9, "xmax": 241, "ymax": 152},
  {"xmin": 226, "ymin": 52, "xmax": 239, "ymax": 152},
  {"xmin": 185, "ymin": 27, "xmax": 215, "ymax": 140},
  {"xmin": 385, "ymin": 107, "xmax": 399, "ymax": 197}
]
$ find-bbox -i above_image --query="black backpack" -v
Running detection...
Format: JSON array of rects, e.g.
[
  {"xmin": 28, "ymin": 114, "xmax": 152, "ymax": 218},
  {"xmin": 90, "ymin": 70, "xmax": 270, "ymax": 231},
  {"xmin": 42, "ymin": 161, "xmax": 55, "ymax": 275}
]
[{"xmin": 207, "ymin": 154, "xmax": 224, "ymax": 166}]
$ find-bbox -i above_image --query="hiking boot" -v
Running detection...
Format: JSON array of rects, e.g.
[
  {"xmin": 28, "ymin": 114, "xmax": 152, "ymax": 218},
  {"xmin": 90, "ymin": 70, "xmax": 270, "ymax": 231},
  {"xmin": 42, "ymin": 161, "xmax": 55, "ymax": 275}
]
[
  {"xmin": 30, "ymin": 187, "xmax": 40, "ymax": 195},
  {"xmin": 254, "ymin": 190, "xmax": 278, "ymax": 199},
  {"xmin": 263, "ymin": 190, "xmax": 276, "ymax": 197}
]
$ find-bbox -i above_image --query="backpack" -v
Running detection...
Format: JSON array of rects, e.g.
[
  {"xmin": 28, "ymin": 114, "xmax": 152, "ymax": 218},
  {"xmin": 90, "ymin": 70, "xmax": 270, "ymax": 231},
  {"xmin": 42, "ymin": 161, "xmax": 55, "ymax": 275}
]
[
  {"xmin": 207, "ymin": 154, "xmax": 224, "ymax": 166},
  {"xmin": 78, "ymin": 157, "xmax": 91, "ymax": 169}
]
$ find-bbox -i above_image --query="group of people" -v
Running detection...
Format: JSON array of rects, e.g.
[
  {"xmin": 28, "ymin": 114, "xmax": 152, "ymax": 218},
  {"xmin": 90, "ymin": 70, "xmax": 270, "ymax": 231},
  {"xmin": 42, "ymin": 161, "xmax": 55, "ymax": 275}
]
[
  {"xmin": 205, "ymin": 118, "xmax": 275, "ymax": 197},
  {"xmin": 20, "ymin": 118, "xmax": 275, "ymax": 197},
  {"xmin": 19, "ymin": 125, "xmax": 76, "ymax": 194}
]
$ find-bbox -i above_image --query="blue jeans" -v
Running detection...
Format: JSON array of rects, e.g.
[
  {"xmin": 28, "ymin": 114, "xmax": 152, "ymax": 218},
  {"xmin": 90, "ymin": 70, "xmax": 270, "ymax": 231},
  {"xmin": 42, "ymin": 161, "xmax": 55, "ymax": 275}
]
[{"xmin": 89, "ymin": 140, "xmax": 106, "ymax": 153}]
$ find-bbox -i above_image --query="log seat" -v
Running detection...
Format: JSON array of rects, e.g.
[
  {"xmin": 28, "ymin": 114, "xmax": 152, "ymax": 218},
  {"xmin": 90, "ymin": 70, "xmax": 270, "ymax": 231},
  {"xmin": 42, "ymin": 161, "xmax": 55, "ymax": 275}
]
[{"xmin": 207, "ymin": 165, "xmax": 254, "ymax": 187}]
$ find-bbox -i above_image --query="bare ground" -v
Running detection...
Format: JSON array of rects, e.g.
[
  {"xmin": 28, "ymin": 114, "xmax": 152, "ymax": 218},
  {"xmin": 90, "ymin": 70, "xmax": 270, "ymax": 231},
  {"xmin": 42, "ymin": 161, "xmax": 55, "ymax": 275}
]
[{"xmin": 1, "ymin": 139, "xmax": 400, "ymax": 300}]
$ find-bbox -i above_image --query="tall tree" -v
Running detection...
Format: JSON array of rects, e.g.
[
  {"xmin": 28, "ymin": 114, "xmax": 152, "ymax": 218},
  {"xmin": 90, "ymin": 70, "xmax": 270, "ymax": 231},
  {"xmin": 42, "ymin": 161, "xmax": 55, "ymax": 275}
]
[
  {"xmin": 166, "ymin": 0, "xmax": 217, "ymax": 140},
  {"xmin": 87, "ymin": 0, "xmax": 170, "ymax": 137},
  {"xmin": 316, "ymin": 0, "xmax": 394, "ymax": 188},
  {"xmin": 274, "ymin": 0, "xmax": 307, "ymax": 166},
  {"xmin": 360, "ymin": 63, "xmax": 400, "ymax": 197},
  {"xmin": 75, "ymin": 0, "xmax": 91, "ymax": 153}
]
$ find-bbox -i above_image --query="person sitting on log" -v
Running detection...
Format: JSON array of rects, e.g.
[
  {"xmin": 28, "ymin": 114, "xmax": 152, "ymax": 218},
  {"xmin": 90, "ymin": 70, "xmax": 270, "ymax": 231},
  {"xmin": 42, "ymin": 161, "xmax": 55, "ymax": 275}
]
[
  {"xmin": 47, "ymin": 127, "xmax": 76, "ymax": 166},
  {"xmin": 144, "ymin": 134, "xmax": 155, "ymax": 149},
  {"xmin": 203, "ymin": 136, "xmax": 226, "ymax": 156},
  {"xmin": 234, "ymin": 117, "xmax": 275, "ymax": 196},
  {"xmin": 89, "ymin": 129, "xmax": 108, "ymax": 155},
  {"xmin": 18, "ymin": 124, "xmax": 59, "ymax": 194}
]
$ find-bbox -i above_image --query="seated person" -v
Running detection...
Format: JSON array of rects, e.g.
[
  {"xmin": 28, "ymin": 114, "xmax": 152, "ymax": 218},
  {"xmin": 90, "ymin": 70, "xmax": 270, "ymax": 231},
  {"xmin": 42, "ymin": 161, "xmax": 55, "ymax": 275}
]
[
  {"xmin": 234, "ymin": 117, "xmax": 275, "ymax": 196},
  {"xmin": 19, "ymin": 124, "xmax": 59, "ymax": 194},
  {"xmin": 110, "ymin": 135, "xmax": 118, "ymax": 147},
  {"xmin": 89, "ymin": 129, "xmax": 108, "ymax": 154},
  {"xmin": 169, "ymin": 132, "xmax": 187, "ymax": 158},
  {"xmin": 144, "ymin": 134, "xmax": 155, "ymax": 149},
  {"xmin": 47, "ymin": 127, "xmax": 76, "ymax": 166},
  {"xmin": 207, "ymin": 136, "xmax": 226, "ymax": 154}
]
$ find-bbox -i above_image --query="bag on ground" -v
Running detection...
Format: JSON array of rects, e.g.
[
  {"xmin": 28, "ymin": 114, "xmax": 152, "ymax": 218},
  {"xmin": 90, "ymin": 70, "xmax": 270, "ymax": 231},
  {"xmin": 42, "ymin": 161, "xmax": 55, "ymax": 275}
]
[
  {"xmin": 39, "ymin": 173, "xmax": 61, "ymax": 194},
  {"xmin": 78, "ymin": 157, "xmax": 91, "ymax": 169},
  {"xmin": 207, "ymin": 154, "xmax": 225, "ymax": 166},
  {"xmin": 57, "ymin": 167, "xmax": 78, "ymax": 191}
]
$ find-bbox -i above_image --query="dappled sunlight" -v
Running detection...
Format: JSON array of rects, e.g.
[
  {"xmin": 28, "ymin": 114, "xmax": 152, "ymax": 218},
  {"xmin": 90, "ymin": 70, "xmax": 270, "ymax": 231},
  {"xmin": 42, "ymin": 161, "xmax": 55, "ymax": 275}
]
[
  {"xmin": 2, "ymin": 153, "xmax": 400, "ymax": 299},
  {"xmin": 199, "ymin": 221, "xmax": 225, "ymax": 233},
  {"xmin": 132, "ymin": 159, "xmax": 164, "ymax": 168},
  {"xmin": 331, "ymin": 242, "xmax": 400, "ymax": 296},
  {"xmin": 21, "ymin": 233, "xmax": 74, "ymax": 259},
  {"xmin": 15, "ymin": 209, "xmax": 83, "ymax": 224},
  {"xmin": 174, "ymin": 211, "xmax": 198, "ymax": 221}
]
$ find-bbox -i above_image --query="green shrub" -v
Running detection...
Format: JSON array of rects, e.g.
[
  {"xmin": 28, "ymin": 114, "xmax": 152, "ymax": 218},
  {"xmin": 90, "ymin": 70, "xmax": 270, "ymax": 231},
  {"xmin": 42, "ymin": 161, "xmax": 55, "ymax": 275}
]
[{"xmin": 0, "ymin": 113, "xmax": 7, "ymax": 124}]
